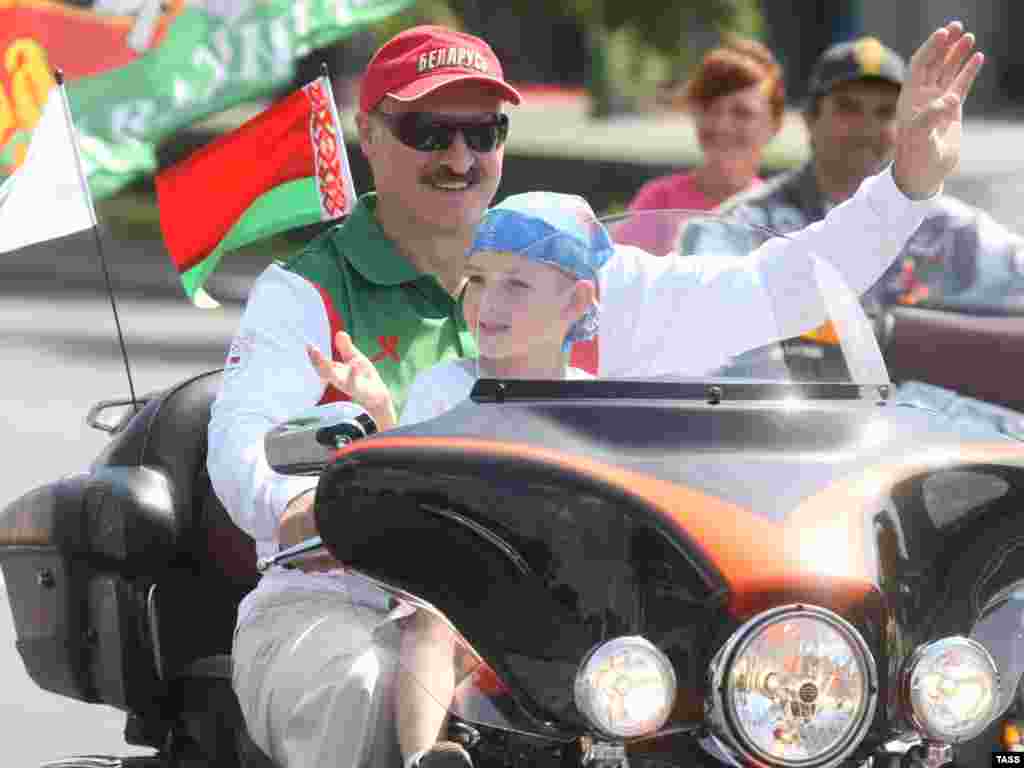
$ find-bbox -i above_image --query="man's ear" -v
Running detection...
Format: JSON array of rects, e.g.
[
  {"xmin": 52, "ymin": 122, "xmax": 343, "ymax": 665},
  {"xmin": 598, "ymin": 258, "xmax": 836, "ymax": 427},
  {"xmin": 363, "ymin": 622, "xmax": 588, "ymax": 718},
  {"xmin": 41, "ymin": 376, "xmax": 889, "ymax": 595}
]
[{"xmin": 356, "ymin": 112, "xmax": 375, "ymax": 157}]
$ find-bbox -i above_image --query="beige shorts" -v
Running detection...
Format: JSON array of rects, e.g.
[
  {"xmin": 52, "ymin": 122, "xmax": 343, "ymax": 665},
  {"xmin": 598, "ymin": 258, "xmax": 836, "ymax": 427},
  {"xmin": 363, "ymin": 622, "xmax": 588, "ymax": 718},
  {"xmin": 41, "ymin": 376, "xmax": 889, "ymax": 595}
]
[{"xmin": 232, "ymin": 589, "xmax": 405, "ymax": 768}]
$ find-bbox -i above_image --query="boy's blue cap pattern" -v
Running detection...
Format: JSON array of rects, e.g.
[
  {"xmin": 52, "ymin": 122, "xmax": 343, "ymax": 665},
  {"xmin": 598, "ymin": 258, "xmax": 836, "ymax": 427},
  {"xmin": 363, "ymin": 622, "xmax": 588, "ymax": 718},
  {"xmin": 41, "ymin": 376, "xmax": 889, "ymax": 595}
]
[{"xmin": 471, "ymin": 192, "xmax": 613, "ymax": 345}]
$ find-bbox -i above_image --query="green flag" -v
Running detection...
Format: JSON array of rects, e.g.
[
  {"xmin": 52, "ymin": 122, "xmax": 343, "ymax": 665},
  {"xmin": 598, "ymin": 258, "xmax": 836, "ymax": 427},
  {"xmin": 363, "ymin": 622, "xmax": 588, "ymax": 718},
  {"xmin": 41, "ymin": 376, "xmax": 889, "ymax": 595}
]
[{"xmin": 2, "ymin": 0, "xmax": 413, "ymax": 198}]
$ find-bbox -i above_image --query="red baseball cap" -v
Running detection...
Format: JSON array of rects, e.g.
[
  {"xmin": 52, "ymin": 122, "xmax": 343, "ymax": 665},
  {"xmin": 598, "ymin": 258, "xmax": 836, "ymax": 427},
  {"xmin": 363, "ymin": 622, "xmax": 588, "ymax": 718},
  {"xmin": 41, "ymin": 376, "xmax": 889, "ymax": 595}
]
[{"xmin": 359, "ymin": 25, "xmax": 522, "ymax": 113}]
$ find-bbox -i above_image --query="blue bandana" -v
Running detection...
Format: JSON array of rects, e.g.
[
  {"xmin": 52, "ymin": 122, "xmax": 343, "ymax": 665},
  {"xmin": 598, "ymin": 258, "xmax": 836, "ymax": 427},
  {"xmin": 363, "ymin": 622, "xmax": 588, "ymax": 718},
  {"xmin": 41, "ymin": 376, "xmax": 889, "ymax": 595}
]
[{"xmin": 470, "ymin": 192, "xmax": 613, "ymax": 346}]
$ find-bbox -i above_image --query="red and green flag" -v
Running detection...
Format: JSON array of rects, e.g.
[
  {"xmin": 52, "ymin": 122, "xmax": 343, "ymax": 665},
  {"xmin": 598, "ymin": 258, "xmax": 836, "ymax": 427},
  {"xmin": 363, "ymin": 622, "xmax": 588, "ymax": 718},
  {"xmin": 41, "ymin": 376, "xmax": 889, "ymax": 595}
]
[
  {"xmin": 1, "ymin": 0, "xmax": 414, "ymax": 198},
  {"xmin": 156, "ymin": 75, "xmax": 355, "ymax": 307}
]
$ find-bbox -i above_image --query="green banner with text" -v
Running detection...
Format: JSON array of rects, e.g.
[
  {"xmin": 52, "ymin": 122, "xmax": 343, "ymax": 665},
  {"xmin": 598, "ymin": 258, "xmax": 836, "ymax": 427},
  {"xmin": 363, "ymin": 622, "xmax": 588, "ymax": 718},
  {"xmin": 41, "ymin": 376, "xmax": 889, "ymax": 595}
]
[{"xmin": 1, "ymin": 0, "xmax": 412, "ymax": 198}]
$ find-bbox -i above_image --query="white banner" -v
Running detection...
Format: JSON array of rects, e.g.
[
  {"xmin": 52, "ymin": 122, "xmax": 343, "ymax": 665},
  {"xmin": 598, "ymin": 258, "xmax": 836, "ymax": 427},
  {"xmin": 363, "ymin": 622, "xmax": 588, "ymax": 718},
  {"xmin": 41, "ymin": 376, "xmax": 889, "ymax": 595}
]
[{"xmin": 0, "ymin": 82, "xmax": 95, "ymax": 254}]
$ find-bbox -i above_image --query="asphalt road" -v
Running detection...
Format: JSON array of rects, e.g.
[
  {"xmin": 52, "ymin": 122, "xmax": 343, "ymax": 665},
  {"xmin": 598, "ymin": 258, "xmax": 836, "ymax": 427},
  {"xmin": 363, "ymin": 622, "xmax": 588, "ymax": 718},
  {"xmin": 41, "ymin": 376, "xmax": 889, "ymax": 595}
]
[{"xmin": 0, "ymin": 291, "xmax": 241, "ymax": 766}]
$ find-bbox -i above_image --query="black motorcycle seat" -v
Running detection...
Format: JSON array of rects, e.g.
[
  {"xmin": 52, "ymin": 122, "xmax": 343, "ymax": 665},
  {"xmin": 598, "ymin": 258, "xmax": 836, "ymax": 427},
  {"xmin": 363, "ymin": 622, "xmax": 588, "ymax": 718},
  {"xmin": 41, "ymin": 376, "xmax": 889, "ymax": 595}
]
[
  {"xmin": 94, "ymin": 369, "xmax": 259, "ymax": 587},
  {"xmin": 86, "ymin": 369, "xmax": 261, "ymax": 684}
]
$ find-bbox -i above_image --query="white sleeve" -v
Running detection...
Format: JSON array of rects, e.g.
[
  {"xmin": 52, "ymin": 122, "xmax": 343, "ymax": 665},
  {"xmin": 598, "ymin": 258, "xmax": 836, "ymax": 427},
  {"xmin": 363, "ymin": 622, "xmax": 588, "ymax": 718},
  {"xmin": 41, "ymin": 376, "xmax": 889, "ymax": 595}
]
[
  {"xmin": 399, "ymin": 362, "xmax": 474, "ymax": 426},
  {"xmin": 598, "ymin": 165, "xmax": 942, "ymax": 377},
  {"xmin": 207, "ymin": 264, "xmax": 332, "ymax": 549},
  {"xmin": 757, "ymin": 165, "xmax": 941, "ymax": 297}
]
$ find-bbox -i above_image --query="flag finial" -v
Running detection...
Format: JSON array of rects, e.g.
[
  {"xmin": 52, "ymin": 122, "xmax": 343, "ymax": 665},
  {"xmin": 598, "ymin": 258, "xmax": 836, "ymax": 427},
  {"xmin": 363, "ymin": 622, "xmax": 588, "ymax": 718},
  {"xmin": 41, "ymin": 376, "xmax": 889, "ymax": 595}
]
[{"xmin": 54, "ymin": 68, "xmax": 65, "ymax": 86}]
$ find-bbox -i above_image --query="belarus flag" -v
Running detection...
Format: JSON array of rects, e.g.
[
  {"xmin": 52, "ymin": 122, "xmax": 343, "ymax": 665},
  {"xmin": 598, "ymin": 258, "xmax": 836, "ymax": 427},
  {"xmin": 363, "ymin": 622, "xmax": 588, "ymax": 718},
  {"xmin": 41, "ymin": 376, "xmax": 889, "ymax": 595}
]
[
  {"xmin": 0, "ymin": 80, "xmax": 96, "ymax": 254},
  {"xmin": 156, "ymin": 75, "xmax": 356, "ymax": 307}
]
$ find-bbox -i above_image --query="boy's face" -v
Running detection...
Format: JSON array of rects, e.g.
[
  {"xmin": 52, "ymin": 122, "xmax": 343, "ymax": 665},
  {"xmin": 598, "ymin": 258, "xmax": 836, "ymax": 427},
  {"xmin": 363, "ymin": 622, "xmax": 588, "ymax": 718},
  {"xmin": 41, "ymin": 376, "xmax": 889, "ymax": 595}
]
[{"xmin": 462, "ymin": 250, "xmax": 591, "ymax": 361}]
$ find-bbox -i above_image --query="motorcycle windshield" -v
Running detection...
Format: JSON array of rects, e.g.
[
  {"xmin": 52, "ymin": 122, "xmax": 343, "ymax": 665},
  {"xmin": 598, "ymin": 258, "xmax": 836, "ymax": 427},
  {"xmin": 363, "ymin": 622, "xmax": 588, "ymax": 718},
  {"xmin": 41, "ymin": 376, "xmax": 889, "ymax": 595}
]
[{"xmin": 467, "ymin": 207, "xmax": 890, "ymax": 389}]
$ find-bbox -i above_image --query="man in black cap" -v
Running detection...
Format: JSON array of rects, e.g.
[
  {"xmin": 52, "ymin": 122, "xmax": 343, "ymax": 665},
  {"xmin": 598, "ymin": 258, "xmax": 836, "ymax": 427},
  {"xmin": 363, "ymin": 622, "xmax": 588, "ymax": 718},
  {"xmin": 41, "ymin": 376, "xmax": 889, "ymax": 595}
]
[{"xmin": 715, "ymin": 36, "xmax": 1022, "ymax": 314}]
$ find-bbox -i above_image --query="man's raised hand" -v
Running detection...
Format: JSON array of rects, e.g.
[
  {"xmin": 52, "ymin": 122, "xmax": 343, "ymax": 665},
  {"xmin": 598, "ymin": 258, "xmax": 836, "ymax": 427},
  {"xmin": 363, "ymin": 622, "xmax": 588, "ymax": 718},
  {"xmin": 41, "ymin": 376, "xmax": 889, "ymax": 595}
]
[{"xmin": 892, "ymin": 20, "xmax": 985, "ymax": 199}]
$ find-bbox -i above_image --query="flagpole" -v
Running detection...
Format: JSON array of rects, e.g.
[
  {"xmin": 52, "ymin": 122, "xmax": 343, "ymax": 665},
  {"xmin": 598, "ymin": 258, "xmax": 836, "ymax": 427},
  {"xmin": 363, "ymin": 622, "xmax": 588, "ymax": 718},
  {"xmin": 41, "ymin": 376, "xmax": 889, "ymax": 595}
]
[
  {"xmin": 319, "ymin": 61, "xmax": 358, "ymax": 212},
  {"xmin": 55, "ymin": 68, "xmax": 139, "ymax": 413}
]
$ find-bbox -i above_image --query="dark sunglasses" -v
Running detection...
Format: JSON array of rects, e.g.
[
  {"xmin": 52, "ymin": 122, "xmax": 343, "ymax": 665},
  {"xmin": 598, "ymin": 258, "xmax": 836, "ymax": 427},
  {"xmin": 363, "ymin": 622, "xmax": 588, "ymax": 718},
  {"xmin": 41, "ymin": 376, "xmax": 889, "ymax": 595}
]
[{"xmin": 373, "ymin": 111, "xmax": 509, "ymax": 153}]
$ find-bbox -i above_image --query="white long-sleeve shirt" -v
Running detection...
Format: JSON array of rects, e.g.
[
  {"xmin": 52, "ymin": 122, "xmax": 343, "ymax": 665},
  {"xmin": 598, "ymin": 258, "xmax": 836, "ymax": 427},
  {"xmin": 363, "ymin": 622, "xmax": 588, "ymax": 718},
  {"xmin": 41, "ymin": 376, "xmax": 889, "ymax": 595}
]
[{"xmin": 208, "ymin": 165, "xmax": 940, "ymax": 625}]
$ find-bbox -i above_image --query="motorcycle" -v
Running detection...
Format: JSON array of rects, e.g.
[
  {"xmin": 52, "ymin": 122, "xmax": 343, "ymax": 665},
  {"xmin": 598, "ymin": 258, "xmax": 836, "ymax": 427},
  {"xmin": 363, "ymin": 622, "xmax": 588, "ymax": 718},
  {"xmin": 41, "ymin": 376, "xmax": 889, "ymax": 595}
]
[{"xmin": 3, "ymin": 209, "xmax": 1024, "ymax": 768}]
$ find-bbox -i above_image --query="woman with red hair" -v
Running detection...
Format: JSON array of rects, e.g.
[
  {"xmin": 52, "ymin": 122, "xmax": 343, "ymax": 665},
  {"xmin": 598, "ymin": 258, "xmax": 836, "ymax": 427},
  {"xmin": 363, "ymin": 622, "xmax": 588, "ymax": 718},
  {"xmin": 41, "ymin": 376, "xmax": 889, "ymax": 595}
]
[{"xmin": 628, "ymin": 38, "xmax": 786, "ymax": 212}]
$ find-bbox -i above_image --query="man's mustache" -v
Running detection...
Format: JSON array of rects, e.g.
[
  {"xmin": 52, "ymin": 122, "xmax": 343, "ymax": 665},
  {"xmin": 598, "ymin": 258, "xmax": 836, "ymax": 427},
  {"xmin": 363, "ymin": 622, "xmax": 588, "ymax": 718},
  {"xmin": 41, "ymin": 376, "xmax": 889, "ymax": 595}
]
[
  {"xmin": 423, "ymin": 166, "xmax": 482, "ymax": 186},
  {"xmin": 843, "ymin": 138, "xmax": 890, "ymax": 154}
]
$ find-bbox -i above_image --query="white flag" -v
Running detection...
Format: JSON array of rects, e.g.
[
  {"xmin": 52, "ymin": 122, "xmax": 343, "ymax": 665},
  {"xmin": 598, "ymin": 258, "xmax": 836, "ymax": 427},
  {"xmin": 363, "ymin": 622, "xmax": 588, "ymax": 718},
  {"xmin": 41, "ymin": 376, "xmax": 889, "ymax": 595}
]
[{"xmin": 0, "ymin": 81, "xmax": 96, "ymax": 254}]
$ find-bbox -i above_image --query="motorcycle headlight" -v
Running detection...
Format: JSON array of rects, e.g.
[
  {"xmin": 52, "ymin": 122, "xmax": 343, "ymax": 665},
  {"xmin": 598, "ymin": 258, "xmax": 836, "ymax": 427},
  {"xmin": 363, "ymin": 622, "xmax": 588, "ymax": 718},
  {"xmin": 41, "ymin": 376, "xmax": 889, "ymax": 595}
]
[
  {"xmin": 899, "ymin": 637, "xmax": 1000, "ymax": 742},
  {"xmin": 574, "ymin": 636, "xmax": 677, "ymax": 738},
  {"xmin": 708, "ymin": 605, "xmax": 877, "ymax": 768}
]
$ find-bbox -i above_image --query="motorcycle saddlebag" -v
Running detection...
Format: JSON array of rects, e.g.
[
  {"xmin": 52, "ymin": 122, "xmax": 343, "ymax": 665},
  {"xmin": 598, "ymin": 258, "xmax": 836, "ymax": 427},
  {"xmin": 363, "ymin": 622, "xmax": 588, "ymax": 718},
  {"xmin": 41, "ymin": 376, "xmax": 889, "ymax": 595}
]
[{"xmin": 0, "ymin": 465, "xmax": 179, "ymax": 709}]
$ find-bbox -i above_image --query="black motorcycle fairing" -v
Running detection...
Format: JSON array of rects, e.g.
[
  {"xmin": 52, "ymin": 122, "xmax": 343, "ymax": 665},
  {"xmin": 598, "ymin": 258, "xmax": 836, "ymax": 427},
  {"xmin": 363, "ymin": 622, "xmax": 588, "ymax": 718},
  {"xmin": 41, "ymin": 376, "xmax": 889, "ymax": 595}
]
[
  {"xmin": 315, "ymin": 440, "xmax": 896, "ymax": 741},
  {"xmin": 313, "ymin": 387, "xmax": 1024, "ymax": 755},
  {"xmin": 316, "ymin": 456, "xmax": 726, "ymax": 734},
  {"xmin": 876, "ymin": 463, "xmax": 1024, "ymax": 645}
]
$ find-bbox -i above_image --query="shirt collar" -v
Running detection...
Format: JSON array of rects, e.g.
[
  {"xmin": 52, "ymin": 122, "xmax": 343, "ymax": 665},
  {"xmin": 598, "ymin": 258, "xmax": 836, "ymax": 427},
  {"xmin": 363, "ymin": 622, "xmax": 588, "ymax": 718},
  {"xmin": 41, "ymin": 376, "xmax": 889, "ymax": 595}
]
[{"xmin": 334, "ymin": 193, "xmax": 423, "ymax": 286}]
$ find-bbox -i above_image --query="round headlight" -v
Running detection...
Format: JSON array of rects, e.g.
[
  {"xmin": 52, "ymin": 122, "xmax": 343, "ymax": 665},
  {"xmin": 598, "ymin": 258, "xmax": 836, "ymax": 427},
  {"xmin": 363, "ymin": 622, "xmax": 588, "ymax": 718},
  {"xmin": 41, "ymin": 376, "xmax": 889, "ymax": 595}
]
[
  {"xmin": 573, "ymin": 636, "xmax": 677, "ymax": 739},
  {"xmin": 899, "ymin": 637, "xmax": 1000, "ymax": 742},
  {"xmin": 709, "ymin": 605, "xmax": 877, "ymax": 768}
]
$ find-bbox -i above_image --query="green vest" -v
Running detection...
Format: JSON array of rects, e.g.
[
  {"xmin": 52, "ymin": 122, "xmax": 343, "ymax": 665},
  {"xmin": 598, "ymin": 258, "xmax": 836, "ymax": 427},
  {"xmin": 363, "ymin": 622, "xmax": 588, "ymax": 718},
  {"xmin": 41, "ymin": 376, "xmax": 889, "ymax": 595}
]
[{"xmin": 280, "ymin": 194, "xmax": 477, "ymax": 417}]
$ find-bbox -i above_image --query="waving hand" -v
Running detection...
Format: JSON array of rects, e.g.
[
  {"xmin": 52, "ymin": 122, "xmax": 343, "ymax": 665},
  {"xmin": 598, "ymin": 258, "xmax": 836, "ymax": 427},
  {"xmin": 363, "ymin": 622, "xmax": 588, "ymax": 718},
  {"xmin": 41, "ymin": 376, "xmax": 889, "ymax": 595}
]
[
  {"xmin": 307, "ymin": 331, "xmax": 397, "ymax": 430},
  {"xmin": 892, "ymin": 20, "xmax": 985, "ymax": 199}
]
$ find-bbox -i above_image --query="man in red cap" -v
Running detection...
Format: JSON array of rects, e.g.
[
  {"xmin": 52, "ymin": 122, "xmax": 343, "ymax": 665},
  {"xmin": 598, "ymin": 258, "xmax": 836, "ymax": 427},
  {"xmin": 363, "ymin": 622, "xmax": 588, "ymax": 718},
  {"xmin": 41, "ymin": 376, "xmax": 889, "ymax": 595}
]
[
  {"xmin": 210, "ymin": 25, "xmax": 521, "ymax": 768},
  {"xmin": 208, "ymin": 20, "xmax": 983, "ymax": 768}
]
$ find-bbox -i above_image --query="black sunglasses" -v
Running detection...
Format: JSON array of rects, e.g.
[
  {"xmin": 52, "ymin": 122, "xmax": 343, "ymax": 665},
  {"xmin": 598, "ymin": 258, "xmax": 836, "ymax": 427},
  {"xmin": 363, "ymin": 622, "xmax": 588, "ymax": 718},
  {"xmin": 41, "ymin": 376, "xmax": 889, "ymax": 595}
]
[{"xmin": 373, "ymin": 111, "xmax": 509, "ymax": 153}]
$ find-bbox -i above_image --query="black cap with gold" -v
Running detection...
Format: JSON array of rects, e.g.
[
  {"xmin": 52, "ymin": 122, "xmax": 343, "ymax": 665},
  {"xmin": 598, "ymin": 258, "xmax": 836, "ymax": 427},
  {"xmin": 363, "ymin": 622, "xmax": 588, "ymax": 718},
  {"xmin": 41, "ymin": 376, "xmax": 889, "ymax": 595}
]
[{"xmin": 808, "ymin": 36, "xmax": 907, "ymax": 99}]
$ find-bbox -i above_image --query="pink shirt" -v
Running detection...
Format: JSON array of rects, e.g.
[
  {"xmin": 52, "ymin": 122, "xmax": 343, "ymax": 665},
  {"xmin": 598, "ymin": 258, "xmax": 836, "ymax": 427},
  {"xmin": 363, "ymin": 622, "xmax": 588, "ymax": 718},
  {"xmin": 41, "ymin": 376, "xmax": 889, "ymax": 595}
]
[
  {"xmin": 616, "ymin": 171, "xmax": 762, "ymax": 257},
  {"xmin": 628, "ymin": 170, "xmax": 762, "ymax": 212}
]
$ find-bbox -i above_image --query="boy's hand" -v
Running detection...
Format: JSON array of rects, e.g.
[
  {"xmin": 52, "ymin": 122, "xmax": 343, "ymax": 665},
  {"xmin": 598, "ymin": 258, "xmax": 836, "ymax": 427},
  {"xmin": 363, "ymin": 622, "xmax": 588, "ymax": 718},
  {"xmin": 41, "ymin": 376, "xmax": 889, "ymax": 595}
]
[{"xmin": 307, "ymin": 331, "xmax": 398, "ymax": 430}]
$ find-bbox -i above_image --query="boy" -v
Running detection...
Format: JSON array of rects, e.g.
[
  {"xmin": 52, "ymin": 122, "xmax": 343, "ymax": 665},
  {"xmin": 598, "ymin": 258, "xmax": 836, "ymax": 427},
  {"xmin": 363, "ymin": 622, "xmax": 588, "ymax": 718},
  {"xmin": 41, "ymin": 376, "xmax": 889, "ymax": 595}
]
[
  {"xmin": 308, "ymin": 191, "xmax": 611, "ymax": 426},
  {"xmin": 303, "ymin": 191, "xmax": 611, "ymax": 768}
]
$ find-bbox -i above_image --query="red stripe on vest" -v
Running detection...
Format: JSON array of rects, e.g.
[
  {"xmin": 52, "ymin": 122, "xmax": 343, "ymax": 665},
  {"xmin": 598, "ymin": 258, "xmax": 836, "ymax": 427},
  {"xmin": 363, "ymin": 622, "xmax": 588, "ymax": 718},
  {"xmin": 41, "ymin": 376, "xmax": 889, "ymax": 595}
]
[
  {"xmin": 307, "ymin": 280, "xmax": 350, "ymax": 405},
  {"xmin": 570, "ymin": 336, "xmax": 599, "ymax": 375}
]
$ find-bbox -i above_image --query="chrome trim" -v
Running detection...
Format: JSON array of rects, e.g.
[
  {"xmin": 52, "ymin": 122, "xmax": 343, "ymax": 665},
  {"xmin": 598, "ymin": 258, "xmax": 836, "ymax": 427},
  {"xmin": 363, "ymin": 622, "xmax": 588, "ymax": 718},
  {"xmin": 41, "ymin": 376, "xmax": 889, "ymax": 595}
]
[
  {"xmin": 449, "ymin": 720, "xmax": 481, "ymax": 749},
  {"xmin": 420, "ymin": 503, "xmax": 532, "ymax": 578},
  {"xmin": 257, "ymin": 535, "xmax": 325, "ymax": 572},
  {"xmin": 896, "ymin": 636, "xmax": 1000, "ymax": 742},
  {"xmin": 918, "ymin": 741, "xmax": 954, "ymax": 768},
  {"xmin": 973, "ymin": 578, "xmax": 1024, "ymax": 630},
  {"xmin": 85, "ymin": 397, "xmax": 146, "ymax": 434},
  {"xmin": 697, "ymin": 731, "xmax": 746, "ymax": 768},
  {"xmin": 581, "ymin": 739, "xmax": 629, "ymax": 767},
  {"xmin": 146, "ymin": 583, "xmax": 163, "ymax": 682}
]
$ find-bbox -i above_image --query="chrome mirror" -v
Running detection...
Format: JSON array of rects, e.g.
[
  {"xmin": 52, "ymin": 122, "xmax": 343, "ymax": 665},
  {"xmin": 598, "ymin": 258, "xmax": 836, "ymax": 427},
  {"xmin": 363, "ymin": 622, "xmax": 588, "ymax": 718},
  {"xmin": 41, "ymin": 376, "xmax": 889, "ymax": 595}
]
[{"xmin": 265, "ymin": 402, "xmax": 377, "ymax": 475}]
